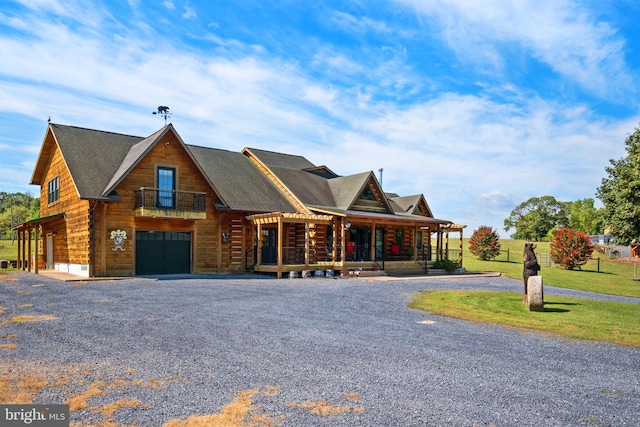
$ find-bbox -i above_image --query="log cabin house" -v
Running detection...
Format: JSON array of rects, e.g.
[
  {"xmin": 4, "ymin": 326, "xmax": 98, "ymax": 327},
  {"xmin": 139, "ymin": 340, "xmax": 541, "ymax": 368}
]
[{"xmin": 15, "ymin": 123, "xmax": 465, "ymax": 278}]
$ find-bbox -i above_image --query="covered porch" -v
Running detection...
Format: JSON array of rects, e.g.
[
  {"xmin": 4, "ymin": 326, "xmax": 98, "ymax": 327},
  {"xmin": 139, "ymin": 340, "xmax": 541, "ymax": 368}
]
[
  {"xmin": 247, "ymin": 210, "xmax": 460, "ymax": 278},
  {"xmin": 12, "ymin": 213, "xmax": 66, "ymax": 274}
]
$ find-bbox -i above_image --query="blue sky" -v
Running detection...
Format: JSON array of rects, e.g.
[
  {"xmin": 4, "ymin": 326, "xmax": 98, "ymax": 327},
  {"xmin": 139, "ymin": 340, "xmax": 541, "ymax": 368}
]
[{"xmin": 1, "ymin": 0, "xmax": 639, "ymax": 236}]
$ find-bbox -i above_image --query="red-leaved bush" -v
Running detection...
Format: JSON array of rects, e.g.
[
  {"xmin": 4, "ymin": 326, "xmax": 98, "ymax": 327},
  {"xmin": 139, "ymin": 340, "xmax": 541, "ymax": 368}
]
[
  {"xmin": 469, "ymin": 226, "xmax": 501, "ymax": 261},
  {"xmin": 550, "ymin": 228, "xmax": 594, "ymax": 270}
]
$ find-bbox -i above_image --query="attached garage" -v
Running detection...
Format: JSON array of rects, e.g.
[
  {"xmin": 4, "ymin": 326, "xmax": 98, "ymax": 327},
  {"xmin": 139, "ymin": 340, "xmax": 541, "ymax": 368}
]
[{"xmin": 136, "ymin": 231, "xmax": 192, "ymax": 275}]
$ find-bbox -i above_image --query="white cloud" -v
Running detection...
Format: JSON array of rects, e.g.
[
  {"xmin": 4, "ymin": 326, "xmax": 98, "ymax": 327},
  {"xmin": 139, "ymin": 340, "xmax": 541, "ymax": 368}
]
[
  {"xmin": 1, "ymin": 0, "xmax": 638, "ymax": 232},
  {"xmin": 395, "ymin": 0, "xmax": 635, "ymax": 100}
]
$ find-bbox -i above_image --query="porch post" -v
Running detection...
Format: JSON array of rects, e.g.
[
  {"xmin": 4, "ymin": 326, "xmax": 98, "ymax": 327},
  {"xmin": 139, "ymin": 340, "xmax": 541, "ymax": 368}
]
[
  {"xmin": 411, "ymin": 226, "xmax": 417, "ymax": 261},
  {"xmin": 332, "ymin": 218, "xmax": 337, "ymax": 264},
  {"xmin": 276, "ymin": 215, "xmax": 283, "ymax": 278},
  {"xmin": 445, "ymin": 227, "xmax": 450, "ymax": 260},
  {"xmin": 22, "ymin": 229, "xmax": 27, "ymax": 270},
  {"xmin": 256, "ymin": 222, "xmax": 263, "ymax": 265},
  {"xmin": 459, "ymin": 228, "xmax": 464, "ymax": 266},
  {"xmin": 304, "ymin": 222, "xmax": 310, "ymax": 269},
  {"xmin": 27, "ymin": 227, "xmax": 32, "ymax": 272},
  {"xmin": 340, "ymin": 217, "xmax": 346, "ymax": 263},
  {"xmin": 34, "ymin": 225, "xmax": 40, "ymax": 274},
  {"xmin": 16, "ymin": 229, "xmax": 22, "ymax": 270}
]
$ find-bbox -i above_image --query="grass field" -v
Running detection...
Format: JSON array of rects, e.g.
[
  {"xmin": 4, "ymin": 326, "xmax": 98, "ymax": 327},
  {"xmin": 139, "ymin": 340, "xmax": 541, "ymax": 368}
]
[
  {"xmin": 0, "ymin": 240, "xmax": 18, "ymax": 271},
  {"xmin": 409, "ymin": 238, "xmax": 640, "ymax": 347},
  {"xmin": 0, "ymin": 239, "xmax": 18, "ymax": 260},
  {"xmin": 409, "ymin": 290, "xmax": 640, "ymax": 348},
  {"xmin": 456, "ymin": 238, "xmax": 640, "ymax": 299}
]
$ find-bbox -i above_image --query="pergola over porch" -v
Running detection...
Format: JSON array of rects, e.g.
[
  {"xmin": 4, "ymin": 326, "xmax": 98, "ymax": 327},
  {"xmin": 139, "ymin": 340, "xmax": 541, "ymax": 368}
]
[{"xmin": 246, "ymin": 210, "xmax": 458, "ymax": 278}]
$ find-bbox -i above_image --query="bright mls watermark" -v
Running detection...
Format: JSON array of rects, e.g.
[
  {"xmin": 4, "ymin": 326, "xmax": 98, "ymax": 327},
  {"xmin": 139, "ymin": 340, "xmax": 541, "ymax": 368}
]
[{"xmin": 1, "ymin": 405, "xmax": 69, "ymax": 426}]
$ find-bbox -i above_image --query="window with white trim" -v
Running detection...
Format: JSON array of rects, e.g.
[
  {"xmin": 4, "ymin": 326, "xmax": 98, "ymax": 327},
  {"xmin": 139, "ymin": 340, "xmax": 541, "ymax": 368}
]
[{"xmin": 47, "ymin": 176, "xmax": 59, "ymax": 204}]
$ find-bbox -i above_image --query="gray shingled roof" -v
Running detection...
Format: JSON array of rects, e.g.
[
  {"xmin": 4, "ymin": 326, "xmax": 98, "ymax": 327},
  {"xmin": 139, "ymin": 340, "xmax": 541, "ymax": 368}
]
[
  {"xmin": 187, "ymin": 145, "xmax": 296, "ymax": 213},
  {"xmin": 244, "ymin": 148, "xmax": 316, "ymax": 169},
  {"xmin": 103, "ymin": 126, "xmax": 169, "ymax": 195},
  {"xmin": 267, "ymin": 166, "xmax": 336, "ymax": 208},
  {"xmin": 35, "ymin": 124, "xmax": 449, "ymax": 223},
  {"xmin": 327, "ymin": 172, "xmax": 375, "ymax": 210},
  {"xmin": 41, "ymin": 124, "xmax": 143, "ymax": 199}
]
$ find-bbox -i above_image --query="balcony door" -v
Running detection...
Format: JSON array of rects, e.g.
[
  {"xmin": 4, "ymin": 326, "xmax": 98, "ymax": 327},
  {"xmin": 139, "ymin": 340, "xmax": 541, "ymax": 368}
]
[{"xmin": 157, "ymin": 167, "xmax": 176, "ymax": 208}]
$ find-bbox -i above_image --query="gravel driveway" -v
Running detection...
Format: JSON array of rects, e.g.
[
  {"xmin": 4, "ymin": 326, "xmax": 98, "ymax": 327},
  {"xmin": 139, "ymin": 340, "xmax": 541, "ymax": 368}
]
[{"xmin": 1, "ymin": 272, "xmax": 639, "ymax": 426}]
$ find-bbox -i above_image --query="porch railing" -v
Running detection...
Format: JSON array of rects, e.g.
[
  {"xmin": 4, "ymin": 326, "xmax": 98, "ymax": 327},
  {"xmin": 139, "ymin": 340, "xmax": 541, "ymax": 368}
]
[
  {"xmin": 134, "ymin": 188, "xmax": 206, "ymax": 211},
  {"xmin": 260, "ymin": 246, "xmax": 339, "ymax": 265}
]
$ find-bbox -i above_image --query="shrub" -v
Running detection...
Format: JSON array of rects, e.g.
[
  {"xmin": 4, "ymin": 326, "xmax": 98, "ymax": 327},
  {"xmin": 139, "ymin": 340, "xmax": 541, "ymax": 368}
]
[
  {"xmin": 433, "ymin": 259, "xmax": 459, "ymax": 272},
  {"xmin": 468, "ymin": 225, "xmax": 501, "ymax": 260},
  {"xmin": 550, "ymin": 228, "xmax": 594, "ymax": 270}
]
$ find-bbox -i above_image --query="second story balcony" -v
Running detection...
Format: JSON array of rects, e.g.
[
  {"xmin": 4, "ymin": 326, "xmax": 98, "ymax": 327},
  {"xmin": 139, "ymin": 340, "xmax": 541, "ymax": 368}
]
[{"xmin": 134, "ymin": 187, "xmax": 207, "ymax": 220}]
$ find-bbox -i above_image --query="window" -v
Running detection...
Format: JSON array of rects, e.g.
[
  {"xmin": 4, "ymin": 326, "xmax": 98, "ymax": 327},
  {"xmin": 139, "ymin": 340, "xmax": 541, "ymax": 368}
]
[
  {"xmin": 395, "ymin": 228, "xmax": 404, "ymax": 245},
  {"xmin": 47, "ymin": 177, "xmax": 59, "ymax": 204},
  {"xmin": 360, "ymin": 186, "xmax": 377, "ymax": 201},
  {"xmin": 157, "ymin": 167, "xmax": 176, "ymax": 208}
]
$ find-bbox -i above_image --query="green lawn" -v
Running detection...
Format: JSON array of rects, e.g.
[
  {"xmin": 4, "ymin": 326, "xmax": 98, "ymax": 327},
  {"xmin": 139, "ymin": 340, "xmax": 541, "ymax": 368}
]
[
  {"xmin": 410, "ymin": 290, "xmax": 640, "ymax": 348},
  {"xmin": 0, "ymin": 240, "xmax": 18, "ymax": 271},
  {"xmin": 456, "ymin": 239, "xmax": 640, "ymax": 299},
  {"xmin": 0, "ymin": 239, "xmax": 18, "ymax": 261},
  {"xmin": 410, "ymin": 239, "xmax": 640, "ymax": 347}
]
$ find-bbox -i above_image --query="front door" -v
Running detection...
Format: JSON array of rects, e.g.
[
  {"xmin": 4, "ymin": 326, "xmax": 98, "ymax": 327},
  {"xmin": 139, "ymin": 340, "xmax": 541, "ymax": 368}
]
[
  {"xmin": 375, "ymin": 228, "xmax": 384, "ymax": 261},
  {"xmin": 46, "ymin": 234, "xmax": 54, "ymax": 269},
  {"xmin": 260, "ymin": 228, "xmax": 277, "ymax": 264},
  {"xmin": 349, "ymin": 226, "xmax": 372, "ymax": 261}
]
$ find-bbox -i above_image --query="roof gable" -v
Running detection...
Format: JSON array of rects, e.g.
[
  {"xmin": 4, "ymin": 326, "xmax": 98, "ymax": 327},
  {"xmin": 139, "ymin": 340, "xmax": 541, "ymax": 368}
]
[
  {"xmin": 390, "ymin": 194, "xmax": 434, "ymax": 217},
  {"xmin": 327, "ymin": 171, "xmax": 393, "ymax": 213},
  {"xmin": 32, "ymin": 124, "xmax": 143, "ymax": 199},
  {"xmin": 102, "ymin": 126, "xmax": 169, "ymax": 196}
]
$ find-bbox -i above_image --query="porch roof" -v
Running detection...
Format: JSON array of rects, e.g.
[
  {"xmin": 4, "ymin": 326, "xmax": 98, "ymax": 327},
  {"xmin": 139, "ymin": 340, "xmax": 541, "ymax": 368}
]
[
  {"xmin": 309, "ymin": 206, "xmax": 452, "ymax": 226},
  {"xmin": 12, "ymin": 213, "xmax": 65, "ymax": 231}
]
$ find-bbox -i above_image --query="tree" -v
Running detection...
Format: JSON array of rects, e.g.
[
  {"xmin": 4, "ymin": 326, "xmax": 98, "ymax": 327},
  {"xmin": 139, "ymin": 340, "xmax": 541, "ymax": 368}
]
[
  {"xmin": 503, "ymin": 196, "xmax": 570, "ymax": 241},
  {"xmin": 0, "ymin": 205, "xmax": 29, "ymax": 239},
  {"xmin": 468, "ymin": 225, "xmax": 501, "ymax": 260},
  {"xmin": 569, "ymin": 198, "xmax": 604, "ymax": 235},
  {"xmin": 0, "ymin": 192, "xmax": 38, "ymax": 239},
  {"xmin": 596, "ymin": 125, "xmax": 640, "ymax": 245},
  {"xmin": 550, "ymin": 228, "xmax": 594, "ymax": 270}
]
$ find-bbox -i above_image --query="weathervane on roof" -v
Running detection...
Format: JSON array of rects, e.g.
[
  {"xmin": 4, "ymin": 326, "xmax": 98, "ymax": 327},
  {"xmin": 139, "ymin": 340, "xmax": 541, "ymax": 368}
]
[{"xmin": 152, "ymin": 106, "xmax": 171, "ymax": 125}]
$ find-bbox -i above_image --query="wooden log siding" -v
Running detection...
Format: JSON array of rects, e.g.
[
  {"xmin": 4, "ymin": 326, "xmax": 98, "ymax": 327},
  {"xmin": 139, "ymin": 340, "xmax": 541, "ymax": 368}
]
[
  {"xmin": 38, "ymin": 139, "xmax": 92, "ymax": 268},
  {"xmin": 92, "ymin": 131, "xmax": 221, "ymax": 276}
]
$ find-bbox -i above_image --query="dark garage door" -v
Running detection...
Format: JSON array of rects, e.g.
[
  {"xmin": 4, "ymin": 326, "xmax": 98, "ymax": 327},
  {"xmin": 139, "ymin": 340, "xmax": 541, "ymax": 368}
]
[{"xmin": 136, "ymin": 231, "xmax": 192, "ymax": 275}]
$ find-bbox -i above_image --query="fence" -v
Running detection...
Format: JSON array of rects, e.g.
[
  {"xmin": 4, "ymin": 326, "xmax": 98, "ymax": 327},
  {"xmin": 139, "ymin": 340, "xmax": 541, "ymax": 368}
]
[{"xmin": 495, "ymin": 249, "xmax": 607, "ymax": 272}]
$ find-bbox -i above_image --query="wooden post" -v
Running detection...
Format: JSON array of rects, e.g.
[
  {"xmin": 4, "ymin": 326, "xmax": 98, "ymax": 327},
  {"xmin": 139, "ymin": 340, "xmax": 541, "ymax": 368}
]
[
  {"xmin": 304, "ymin": 222, "xmax": 310, "ymax": 269},
  {"xmin": 27, "ymin": 228, "xmax": 32, "ymax": 272},
  {"xmin": 459, "ymin": 228, "xmax": 464, "ymax": 266},
  {"xmin": 256, "ymin": 223, "xmax": 262, "ymax": 265},
  {"xmin": 445, "ymin": 228, "xmax": 450, "ymax": 260},
  {"xmin": 340, "ymin": 218, "xmax": 346, "ymax": 263},
  {"xmin": 34, "ymin": 225, "xmax": 40, "ymax": 274},
  {"xmin": 17, "ymin": 229, "xmax": 22, "ymax": 270},
  {"xmin": 332, "ymin": 218, "xmax": 337, "ymax": 265},
  {"xmin": 277, "ymin": 215, "xmax": 283, "ymax": 278}
]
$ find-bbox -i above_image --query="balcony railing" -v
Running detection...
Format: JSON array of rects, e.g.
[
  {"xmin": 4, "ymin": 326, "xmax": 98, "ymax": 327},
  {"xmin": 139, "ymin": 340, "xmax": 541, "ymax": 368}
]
[{"xmin": 134, "ymin": 187, "xmax": 207, "ymax": 219}]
